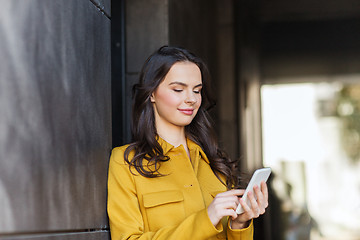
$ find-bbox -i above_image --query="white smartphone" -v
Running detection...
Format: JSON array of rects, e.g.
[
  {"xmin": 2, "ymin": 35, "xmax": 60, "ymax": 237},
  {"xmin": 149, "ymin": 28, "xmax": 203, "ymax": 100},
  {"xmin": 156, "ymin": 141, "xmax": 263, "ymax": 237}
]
[{"xmin": 236, "ymin": 167, "xmax": 271, "ymax": 214}]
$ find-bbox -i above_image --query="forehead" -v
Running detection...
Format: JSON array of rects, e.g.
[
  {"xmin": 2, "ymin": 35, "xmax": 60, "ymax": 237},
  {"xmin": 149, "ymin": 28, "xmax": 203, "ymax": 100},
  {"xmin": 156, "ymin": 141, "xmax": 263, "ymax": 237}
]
[{"xmin": 162, "ymin": 61, "xmax": 202, "ymax": 84}]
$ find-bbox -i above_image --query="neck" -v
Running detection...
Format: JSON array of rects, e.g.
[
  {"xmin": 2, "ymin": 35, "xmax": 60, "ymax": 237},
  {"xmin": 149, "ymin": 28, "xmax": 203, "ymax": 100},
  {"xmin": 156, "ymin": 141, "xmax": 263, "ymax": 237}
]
[{"xmin": 156, "ymin": 124, "xmax": 187, "ymax": 148}]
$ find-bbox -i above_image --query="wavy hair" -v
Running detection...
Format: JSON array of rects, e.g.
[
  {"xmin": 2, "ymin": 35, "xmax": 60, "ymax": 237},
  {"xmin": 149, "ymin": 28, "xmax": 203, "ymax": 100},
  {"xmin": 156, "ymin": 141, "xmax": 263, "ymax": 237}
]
[{"xmin": 124, "ymin": 46, "xmax": 239, "ymax": 189}]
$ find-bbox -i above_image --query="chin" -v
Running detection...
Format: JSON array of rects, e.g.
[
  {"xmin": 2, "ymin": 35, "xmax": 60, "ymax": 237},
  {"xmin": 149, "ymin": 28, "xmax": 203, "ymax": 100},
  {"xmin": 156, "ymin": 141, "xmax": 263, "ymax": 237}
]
[{"xmin": 174, "ymin": 120, "xmax": 194, "ymax": 127}]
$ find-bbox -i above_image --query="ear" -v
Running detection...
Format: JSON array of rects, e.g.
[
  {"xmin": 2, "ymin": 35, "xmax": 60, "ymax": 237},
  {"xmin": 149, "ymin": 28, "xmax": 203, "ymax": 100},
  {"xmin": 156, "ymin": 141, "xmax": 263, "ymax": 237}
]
[{"xmin": 150, "ymin": 93, "xmax": 155, "ymax": 103}]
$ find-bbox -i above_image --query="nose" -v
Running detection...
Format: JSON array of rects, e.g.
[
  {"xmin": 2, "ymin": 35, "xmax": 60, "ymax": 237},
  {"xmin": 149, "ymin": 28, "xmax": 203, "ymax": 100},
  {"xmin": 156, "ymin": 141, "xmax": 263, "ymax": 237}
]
[{"xmin": 185, "ymin": 91, "xmax": 197, "ymax": 104}]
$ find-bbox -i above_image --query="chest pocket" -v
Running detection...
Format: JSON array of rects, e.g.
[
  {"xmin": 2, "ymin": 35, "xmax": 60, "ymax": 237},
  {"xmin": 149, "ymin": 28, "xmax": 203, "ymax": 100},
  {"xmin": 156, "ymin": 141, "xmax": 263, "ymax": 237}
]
[{"xmin": 142, "ymin": 190, "xmax": 185, "ymax": 231}]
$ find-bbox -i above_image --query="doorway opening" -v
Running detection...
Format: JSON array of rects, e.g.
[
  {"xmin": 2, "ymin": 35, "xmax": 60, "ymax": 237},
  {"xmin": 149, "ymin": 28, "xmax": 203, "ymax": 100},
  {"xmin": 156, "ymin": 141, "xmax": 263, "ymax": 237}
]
[{"xmin": 261, "ymin": 75, "xmax": 360, "ymax": 239}]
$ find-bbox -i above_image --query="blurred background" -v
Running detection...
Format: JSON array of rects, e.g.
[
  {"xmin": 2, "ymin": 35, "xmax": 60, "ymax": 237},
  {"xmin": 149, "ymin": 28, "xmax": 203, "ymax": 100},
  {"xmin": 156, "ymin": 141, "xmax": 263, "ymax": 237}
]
[{"xmin": 1, "ymin": 0, "xmax": 360, "ymax": 239}]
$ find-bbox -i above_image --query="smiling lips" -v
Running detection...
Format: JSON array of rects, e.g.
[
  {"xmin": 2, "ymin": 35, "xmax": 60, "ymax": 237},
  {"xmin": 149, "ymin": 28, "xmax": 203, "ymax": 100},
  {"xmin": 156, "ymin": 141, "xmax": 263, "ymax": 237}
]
[{"xmin": 178, "ymin": 108, "xmax": 194, "ymax": 115}]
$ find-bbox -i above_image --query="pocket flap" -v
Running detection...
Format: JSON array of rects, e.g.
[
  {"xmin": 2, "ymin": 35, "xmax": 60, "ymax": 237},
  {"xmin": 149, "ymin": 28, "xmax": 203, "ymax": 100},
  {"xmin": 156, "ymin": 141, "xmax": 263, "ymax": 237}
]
[{"xmin": 143, "ymin": 190, "xmax": 184, "ymax": 208}]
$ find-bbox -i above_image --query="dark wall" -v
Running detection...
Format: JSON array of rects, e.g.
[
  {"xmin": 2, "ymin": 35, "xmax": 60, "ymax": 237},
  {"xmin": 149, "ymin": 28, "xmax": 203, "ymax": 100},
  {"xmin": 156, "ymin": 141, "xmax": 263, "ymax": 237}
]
[
  {"xmin": 0, "ymin": 0, "xmax": 111, "ymax": 239},
  {"xmin": 168, "ymin": 0, "xmax": 220, "ymax": 125},
  {"xmin": 112, "ymin": 0, "xmax": 221, "ymax": 146},
  {"xmin": 169, "ymin": 0, "xmax": 217, "ymax": 72},
  {"xmin": 113, "ymin": 0, "xmax": 170, "ymax": 146},
  {"xmin": 261, "ymin": 18, "xmax": 360, "ymax": 80}
]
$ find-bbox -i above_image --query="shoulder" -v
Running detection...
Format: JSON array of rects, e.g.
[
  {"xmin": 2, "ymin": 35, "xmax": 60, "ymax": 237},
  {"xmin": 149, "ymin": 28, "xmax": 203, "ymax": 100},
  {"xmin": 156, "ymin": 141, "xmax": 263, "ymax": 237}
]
[
  {"xmin": 111, "ymin": 144, "xmax": 129, "ymax": 155},
  {"xmin": 110, "ymin": 144, "xmax": 133, "ymax": 164},
  {"xmin": 108, "ymin": 144, "xmax": 136, "ymax": 179}
]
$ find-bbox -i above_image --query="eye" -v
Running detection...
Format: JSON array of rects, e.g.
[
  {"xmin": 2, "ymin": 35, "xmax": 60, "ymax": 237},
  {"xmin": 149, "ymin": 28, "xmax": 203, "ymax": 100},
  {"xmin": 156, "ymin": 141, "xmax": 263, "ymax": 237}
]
[
  {"xmin": 173, "ymin": 89, "xmax": 183, "ymax": 92},
  {"xmin": 193, "ymin": 88, "xmax": 202, "ymax": 94}
]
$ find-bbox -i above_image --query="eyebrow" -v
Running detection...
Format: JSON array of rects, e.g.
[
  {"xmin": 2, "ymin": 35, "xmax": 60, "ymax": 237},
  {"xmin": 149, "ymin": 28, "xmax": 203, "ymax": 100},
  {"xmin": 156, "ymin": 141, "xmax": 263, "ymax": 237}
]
[{"xmin": 169, "ymin": 82, "xmax": 203, "ymax": 88}]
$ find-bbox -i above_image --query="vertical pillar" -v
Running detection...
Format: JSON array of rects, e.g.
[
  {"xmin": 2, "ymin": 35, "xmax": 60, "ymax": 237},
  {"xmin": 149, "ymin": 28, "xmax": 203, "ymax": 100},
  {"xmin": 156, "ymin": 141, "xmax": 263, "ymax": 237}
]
[
  {"xmin": 234, "ymin": 1, "xmax": 271, "ymax": 240},
  {"xmin": 215, "ymin": 0, "xmax": 238, "ymax": 160},
  {"xmin": 234, "ymin": 0, "xmax": 263, "ymax": 172}
]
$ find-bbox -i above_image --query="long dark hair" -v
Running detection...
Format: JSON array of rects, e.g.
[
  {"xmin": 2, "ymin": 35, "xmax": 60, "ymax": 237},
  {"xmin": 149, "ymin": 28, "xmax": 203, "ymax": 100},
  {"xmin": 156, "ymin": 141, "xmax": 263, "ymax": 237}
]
[{"xmin": 124, "ymin": 46, "xmax": 239, "ymax": 189}]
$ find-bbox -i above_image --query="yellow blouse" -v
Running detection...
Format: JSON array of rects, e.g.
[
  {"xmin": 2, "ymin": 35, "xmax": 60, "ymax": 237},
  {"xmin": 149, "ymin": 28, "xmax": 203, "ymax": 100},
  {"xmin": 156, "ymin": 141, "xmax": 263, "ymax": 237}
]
[{"xmin": 107, "ymin": 137, "xmax": 253, "ymax": 239}]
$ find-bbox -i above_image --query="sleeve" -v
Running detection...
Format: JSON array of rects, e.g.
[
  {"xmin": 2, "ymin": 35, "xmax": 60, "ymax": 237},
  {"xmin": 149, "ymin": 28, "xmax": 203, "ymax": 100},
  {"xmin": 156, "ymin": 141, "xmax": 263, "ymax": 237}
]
[
  {"xmin": 226, "ymin": 219, "xmax": 254, "ymax": 239},
  {"xmin": 107, "ymin": 148, "xmax": 224, "ymax": 240}
]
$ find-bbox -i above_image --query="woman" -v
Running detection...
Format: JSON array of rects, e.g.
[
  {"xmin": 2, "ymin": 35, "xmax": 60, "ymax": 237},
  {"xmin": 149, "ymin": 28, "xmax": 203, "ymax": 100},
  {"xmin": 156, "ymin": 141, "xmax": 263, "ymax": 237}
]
[{"xmin": 107, "ymin": 46, "xmax": 268, "ymax": 239}]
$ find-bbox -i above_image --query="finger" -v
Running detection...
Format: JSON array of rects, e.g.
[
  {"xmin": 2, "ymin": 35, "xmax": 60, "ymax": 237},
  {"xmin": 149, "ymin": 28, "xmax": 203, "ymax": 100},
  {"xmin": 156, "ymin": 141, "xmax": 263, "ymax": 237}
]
[
  {"xmin": 232, "ymin": 200, "xmax": 239, "ymax": 211},
  {"xmin": 214, "ymin": 200, "xmax": 238, "ymax": 210},
  {"xmin": 225, "ymin": 209, "xmax": 238, "ymax": 220},
  {"xmin": 224, "ymin": 199, "xmax": 240, "ymax": 211},
  {"xmin": 253, "ymin": 185, "xmax": 264, "ymax": 207},
  {"xmin": 247, "ymin": 191, "xmax": 260, "ymax": 217},
  {"xmin": 214, "ymin": 195, "xmax": 240, "ymax": 205},
  {"xmin": 213, "ymin": 202, "xmax": 238, "ymax": 219},
  {"xmin": 214, "ymin": 191, "xmax": 244, "ymax": 203},
  {"xmin": 261, "ymin": 181, "xmax": 269, "ymax": 204},
  {"xmin": 254, "ymin": 185, "xmax": 266, "ymax": 214},
  {"xmin": 219, "ymin": 189, "xmax": 245, "ymax": 197},
  {"xmin": 239, "ymin": 198, "xmax": 254, "ymax": 218}
]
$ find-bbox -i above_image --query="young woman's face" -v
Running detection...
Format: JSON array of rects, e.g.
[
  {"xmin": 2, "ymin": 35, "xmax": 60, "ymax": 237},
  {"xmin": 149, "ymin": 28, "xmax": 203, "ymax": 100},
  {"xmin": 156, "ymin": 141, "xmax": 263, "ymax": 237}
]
[{"xmin": 151, "ymin": 61, "xmax": 202, "ymax": 131}]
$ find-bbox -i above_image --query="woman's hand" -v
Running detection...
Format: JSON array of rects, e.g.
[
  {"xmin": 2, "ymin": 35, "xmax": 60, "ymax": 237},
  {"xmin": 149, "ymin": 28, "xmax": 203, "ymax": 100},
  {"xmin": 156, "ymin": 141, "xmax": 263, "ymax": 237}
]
[
  {"xmin": 207, "ymin": 181, "xmax": 269, "ymax": 229},
  {"xmin": 207, "ymin": 189, "xmax": 244, "ymax": 227},
  {"xmin": 231, "ymin": 181, "xmax": 269, "ymax": 229}
]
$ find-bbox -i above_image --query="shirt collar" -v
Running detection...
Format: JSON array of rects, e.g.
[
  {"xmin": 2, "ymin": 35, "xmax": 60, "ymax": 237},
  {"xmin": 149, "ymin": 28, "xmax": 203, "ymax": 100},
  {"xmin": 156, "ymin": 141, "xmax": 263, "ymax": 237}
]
[
  {"xmin": 156, "ymin": 135, "xmax": 174, "ymax": 155},
  {"xmin": 156, "ymin": 136, "xmax": 210, "ymax": 164}
]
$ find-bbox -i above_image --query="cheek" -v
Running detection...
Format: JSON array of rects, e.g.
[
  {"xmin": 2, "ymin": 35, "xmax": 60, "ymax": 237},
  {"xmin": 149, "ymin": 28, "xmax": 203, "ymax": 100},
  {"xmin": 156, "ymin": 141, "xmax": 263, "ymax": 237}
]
[
  {"xmin": 156, "ymin": 90, "xmax": 181, "ymax": 108},
  {"xmin": 196, "ymin": 95, "xmax": 202, "ymax": 108}
]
